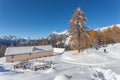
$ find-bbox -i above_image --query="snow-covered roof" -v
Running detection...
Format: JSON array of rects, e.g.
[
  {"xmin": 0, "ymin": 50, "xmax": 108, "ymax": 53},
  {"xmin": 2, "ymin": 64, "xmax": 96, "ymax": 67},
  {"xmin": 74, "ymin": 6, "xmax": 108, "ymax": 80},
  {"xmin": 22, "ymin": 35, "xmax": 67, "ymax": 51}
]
[{"xmin": 5, "ymin": 45, "xmax": 53, "ymax": 56}]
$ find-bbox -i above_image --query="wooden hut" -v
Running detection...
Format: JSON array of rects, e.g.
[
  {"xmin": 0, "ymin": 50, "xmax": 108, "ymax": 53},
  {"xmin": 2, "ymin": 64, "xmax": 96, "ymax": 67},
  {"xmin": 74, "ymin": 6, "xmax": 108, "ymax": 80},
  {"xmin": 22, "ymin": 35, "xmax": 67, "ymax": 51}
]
[{"xmin": 5, "ymin": 45, "xmax": 53, "ymax": 62}]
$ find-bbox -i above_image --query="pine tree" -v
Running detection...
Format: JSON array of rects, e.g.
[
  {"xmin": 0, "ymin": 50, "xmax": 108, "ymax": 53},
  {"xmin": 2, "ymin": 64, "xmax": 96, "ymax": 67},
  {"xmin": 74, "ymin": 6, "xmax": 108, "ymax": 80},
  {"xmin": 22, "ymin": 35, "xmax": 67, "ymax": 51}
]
[
  {"xmin": 69, "ymin": 8, "xmax": 88, "ymax": 53},
  {"xmin": 0, "ymin": 45, "xmax": 6, "ymax": 57}
]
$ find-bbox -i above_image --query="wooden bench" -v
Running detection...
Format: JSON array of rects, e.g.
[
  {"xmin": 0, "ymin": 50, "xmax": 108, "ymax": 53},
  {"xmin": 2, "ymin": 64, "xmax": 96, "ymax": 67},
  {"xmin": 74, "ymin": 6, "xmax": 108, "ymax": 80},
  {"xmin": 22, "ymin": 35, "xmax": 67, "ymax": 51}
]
[{"xmin": 14, "ymin": 60, "xmax": 52, "ymax": 71}]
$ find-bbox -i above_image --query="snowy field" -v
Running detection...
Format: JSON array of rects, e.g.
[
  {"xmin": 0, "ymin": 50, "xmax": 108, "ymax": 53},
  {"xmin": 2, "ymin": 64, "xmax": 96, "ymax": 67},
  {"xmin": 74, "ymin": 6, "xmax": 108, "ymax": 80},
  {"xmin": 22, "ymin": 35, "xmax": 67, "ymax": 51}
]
[{"xmin": 0, "ymin": 44, "xmax": 120, "ymax": 80}]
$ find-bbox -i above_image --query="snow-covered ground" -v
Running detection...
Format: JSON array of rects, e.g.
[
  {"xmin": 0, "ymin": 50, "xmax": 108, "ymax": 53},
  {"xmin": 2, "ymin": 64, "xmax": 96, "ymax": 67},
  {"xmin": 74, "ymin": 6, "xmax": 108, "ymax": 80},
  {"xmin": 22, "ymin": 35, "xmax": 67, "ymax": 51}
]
[
  {"xmin": 53, "ymin": 48, "xmax": 65, "ymax": 54},
  {"xmin": 0, "ymin": 44, "xmax": 120, "ymax": 80}
]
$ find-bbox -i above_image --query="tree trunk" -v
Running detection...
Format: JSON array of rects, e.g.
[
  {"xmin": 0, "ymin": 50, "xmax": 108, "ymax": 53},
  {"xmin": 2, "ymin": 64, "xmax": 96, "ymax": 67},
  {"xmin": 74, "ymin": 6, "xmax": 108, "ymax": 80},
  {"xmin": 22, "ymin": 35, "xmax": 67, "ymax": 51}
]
[{"xmin": 78, "ymin": 48, "xmax": 80, "ymax": 53}]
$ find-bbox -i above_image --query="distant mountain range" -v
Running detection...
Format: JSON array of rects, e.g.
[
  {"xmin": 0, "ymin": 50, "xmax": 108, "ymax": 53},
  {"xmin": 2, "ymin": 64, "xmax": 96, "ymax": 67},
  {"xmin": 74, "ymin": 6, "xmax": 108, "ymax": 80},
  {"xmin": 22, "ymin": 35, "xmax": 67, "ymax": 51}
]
[
  {"xmin": 0, "ymin": 24, "xmax": 120, "ymax": 46},
  {"xmin": 0, "ymin": 35, "xmax": 41, "ymax": 46}
]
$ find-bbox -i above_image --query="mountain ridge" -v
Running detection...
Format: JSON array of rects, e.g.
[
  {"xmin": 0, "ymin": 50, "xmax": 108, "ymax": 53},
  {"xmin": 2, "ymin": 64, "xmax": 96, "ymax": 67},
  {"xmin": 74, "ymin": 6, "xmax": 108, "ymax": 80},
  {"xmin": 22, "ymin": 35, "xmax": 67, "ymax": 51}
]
[{"xmin": 0, "ymin": 24, "xmax": 120, "ymax": 46}]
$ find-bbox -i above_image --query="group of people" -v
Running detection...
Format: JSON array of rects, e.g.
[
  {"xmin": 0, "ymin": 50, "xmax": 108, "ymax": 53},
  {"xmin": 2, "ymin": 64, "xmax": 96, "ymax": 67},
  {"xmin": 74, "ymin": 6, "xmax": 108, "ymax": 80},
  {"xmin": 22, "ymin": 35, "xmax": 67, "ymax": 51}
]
[{"xmin": 95, "ymin": 46, "xmax": 108, "ymax": 53}]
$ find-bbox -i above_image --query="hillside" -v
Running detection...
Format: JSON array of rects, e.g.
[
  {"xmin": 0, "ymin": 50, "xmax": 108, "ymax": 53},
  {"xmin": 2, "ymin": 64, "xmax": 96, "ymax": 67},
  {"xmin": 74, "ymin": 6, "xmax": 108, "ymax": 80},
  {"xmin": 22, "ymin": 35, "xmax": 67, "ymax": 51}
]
[
  {"xmin": 0, "ymin": 24, "xmax": 120, "ymax": 47},
  {"xmin": 47, "ymin": 24, "xmax": 120, "ymax": 47}
]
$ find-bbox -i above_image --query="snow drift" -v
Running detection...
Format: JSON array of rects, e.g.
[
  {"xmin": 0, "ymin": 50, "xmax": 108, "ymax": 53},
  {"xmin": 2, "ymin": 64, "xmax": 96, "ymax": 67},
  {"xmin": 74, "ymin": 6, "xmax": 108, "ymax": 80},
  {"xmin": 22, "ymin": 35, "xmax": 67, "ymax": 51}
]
[{"xmin": 54, "ymin": 74, "xmax": 69, "ymax": 80}]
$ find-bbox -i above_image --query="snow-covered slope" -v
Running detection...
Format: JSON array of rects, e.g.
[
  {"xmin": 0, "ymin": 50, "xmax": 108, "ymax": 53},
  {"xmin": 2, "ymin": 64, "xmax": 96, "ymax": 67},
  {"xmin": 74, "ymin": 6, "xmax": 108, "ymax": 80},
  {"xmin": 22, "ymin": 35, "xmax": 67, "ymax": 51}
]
[
  {"xmin": 47, "ymin": 30, "xmax": 70, "ymax": 47},
  {"xmin": 1, "ymin": 44, "xmax": 120, "ymax": 80},
  {"xmin": 62, "ymin": 49, "xmax": 112, "ymax": 65},
  {"xmin": 99, "ymin": 43, "xmax": 120, "ymax": 59},
  {"xmin": 62, "ymin": 43, "xmax": 120, "ymax": 65}
]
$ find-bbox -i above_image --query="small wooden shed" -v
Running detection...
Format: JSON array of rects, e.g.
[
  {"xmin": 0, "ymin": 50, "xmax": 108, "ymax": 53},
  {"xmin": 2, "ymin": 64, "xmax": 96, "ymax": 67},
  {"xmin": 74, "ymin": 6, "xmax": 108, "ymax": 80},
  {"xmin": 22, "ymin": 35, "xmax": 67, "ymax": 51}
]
[{"xmin": 5, "ymin": 45, "xmax": 53, "ymax": 62}]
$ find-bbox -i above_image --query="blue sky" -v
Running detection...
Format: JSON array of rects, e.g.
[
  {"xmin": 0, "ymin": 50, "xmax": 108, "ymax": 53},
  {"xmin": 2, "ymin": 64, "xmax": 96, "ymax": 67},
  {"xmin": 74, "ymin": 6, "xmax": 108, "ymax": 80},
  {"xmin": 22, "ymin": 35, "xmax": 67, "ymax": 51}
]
[{"xmin": 0, "ymin": 0, "xmax": 120, "ymax": 38}]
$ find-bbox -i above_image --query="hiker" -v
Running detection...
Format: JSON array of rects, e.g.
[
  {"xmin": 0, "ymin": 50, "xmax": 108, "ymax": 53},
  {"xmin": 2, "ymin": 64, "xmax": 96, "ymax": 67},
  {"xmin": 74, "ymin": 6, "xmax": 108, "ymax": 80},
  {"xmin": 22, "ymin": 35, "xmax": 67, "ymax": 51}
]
[
  {"xmin": 104, "ymin": 49, "xmax": 107, "ymax": 53},
  {"xmin": 96, "ymin": 47, "xmax": 98, "ymax": 50}
]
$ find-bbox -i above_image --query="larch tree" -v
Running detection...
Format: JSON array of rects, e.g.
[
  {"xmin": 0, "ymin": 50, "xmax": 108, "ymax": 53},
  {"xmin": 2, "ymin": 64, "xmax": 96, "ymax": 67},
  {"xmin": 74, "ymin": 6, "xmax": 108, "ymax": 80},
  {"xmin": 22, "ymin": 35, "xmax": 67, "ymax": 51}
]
[
  {"xmin": 111, "ymin": 25, "xmax": 120, "ymax": 43},
  {"xmin": 69, "ymin": 7, "xmax": 88, "ymax": 53},
  {"xmin": 89, "ymin": 30, "xmax": 98, "ymax": 46},
  {"xmin": 40, "ymin": 39, "xmax": 48, "ymax": 45}
]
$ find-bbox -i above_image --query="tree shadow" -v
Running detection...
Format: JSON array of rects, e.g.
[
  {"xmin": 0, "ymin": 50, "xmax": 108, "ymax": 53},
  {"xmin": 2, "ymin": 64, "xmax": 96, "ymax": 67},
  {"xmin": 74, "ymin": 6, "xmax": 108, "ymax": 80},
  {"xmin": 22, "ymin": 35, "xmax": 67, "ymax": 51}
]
[
  {"xmin": 0, "ymin": 65, "xmax": 24, "ymax": 74},
  {"xmin": 0, "ymin": 66, "xmax": 10, "ymax": 72}
]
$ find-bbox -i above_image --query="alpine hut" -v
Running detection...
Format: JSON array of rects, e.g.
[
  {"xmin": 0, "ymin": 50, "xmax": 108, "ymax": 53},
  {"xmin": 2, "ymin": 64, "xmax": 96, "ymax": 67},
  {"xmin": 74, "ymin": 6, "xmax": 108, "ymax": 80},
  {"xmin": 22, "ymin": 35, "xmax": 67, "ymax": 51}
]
[{"xmin": 5, "ymin": 45, "xmax": 53, "ymax": 62}]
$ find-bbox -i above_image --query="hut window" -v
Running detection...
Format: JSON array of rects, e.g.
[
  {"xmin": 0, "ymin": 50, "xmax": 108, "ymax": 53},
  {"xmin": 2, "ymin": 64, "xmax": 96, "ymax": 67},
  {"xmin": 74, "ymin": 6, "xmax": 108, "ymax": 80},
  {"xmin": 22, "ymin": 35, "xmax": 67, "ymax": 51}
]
[
  {"xmin": 29, "ymin": 53, "xmax": 32, "ymax": 56},
  {"xmin": 11, "ymin": 55, "xmax": 14, "ymax": 58},
  {"xmin": 11, "ymin": 61, "xmax": 14, "ymax": 62}
]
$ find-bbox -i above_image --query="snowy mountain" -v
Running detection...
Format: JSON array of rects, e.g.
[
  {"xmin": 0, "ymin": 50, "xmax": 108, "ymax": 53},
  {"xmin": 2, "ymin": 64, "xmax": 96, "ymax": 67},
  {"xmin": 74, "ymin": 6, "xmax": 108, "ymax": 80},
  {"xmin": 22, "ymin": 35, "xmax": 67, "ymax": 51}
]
[
  {"xmin": 48, "ymin": 24, "xmax": 120, "ymax": 47},
  {"xmin": 47, "ymin": 30, "xmax": 69, "ymax": 47},
  {"xmin": 0, "ymin": 35, "xmax": 41, "ymax": 41},
  {"xmin": 0, "ymin": 35, "xmax": 21, "ymax": 40},
  {"xmin": 52, "ymin": 30, "xmax": 69, "ymax": 35},
  {"xmin": 95, "ymin": 24, "xmax": 120, "ymax": 31}
]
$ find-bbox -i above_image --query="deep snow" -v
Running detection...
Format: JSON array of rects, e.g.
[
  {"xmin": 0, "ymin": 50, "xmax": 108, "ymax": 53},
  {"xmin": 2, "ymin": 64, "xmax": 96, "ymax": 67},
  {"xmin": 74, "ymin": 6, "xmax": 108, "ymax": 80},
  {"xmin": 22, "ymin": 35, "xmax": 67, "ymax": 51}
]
[{"xmin": 0, "ymin": 44, "xmax": 120, "ymax": 80}]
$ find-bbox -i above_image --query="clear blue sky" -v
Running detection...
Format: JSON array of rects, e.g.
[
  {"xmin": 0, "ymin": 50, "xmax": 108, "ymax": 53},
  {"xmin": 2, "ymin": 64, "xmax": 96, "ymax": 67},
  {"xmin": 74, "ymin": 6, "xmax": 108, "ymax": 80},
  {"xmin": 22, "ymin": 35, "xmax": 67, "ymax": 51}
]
[{"xmin": 0, "ymin": 0, "xmax": 120, "ymax": 38}]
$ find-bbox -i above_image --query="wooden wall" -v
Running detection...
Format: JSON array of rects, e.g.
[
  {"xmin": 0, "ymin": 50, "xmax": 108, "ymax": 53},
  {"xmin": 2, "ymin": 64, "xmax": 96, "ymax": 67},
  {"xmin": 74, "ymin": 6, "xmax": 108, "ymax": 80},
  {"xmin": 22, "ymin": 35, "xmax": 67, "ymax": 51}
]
[{"xmin": 6, "ymin": 51, "xmax": 53, "ymax": 62}]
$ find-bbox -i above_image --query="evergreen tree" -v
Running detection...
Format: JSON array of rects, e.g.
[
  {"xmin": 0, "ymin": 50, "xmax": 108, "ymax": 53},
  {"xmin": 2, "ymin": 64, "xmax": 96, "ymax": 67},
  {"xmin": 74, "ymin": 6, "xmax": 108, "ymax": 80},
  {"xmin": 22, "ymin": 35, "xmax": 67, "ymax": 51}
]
[
  {"xmin": 0, "ymin": 45, "xmax": 6, "ymax": 57},
  {"xmin": 69, "ymin": 8, "xmax": 88, "ymax": 52}
]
